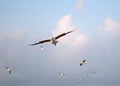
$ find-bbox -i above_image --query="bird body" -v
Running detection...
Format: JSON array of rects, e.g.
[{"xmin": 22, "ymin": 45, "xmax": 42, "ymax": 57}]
[{"xmin": 50, "ymin": 37, "xmax": 58, "ymax": 46}]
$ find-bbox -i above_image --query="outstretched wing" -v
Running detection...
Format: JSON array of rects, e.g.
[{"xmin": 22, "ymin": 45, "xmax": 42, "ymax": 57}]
[
  {"xmin": 83, "ymin": 59, "xmax": 86, "ymax": 63},
  {"xmin": 55, "ymin": 29, "xmax": 76, "ymax": 39},
  {"xmin": 30, "ymin": 39, "xmax": 51, "ymax": 46}
]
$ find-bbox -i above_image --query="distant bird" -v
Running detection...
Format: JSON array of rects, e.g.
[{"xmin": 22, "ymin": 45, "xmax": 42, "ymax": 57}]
[
  {"xmin": 30, "ymin": 29, "xmax": 76, "ymax": 46},
  {"xmin": 80, "ymin": 59, "xmax": 86, "ymax": 66},
  {"xmin": 57, "ymin": 72, "xmax": 67, "ymax": 78},
  {"xmin": 40, "ymin": 45, "xmax": 45, "ymax": 51},
  {"xmin": 5, "ymin": 67, "xmax": 12, "ymax": 74},
  {"xmin": 74, "ymin": 74, "xmax": 84, "ymax": 81}
]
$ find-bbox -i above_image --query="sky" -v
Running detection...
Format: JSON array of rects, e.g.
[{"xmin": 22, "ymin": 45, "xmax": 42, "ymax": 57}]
[{"xmin": 0, "ymin": 0, "xmax": 120, "ymax": 86}]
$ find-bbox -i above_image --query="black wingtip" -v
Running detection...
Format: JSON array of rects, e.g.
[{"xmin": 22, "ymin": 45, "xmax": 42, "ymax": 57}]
[
  {"xmin": 29, "ymin": 42, "xmax": 41, "ymax": 46},
  {"xmin": 29, "ymin": 44, "xmax": 35, "ymax": 46},
  {"xmin": 80, "ymin": 63, "xmax": 82, "ymax": 66},
  {"xmin": 66, "ymin": 29, "xmax": 76, "ymax": 34}
]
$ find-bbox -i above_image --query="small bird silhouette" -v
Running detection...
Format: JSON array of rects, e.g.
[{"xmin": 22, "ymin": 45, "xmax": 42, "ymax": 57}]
[{"xmin": 80, "ymin": 59, "xmax": 86, "ymax": 66}]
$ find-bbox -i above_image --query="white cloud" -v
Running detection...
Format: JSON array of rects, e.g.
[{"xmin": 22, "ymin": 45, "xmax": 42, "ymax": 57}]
[
  {"xmin": 53, "ymin": 14, "xmax": 88, "ymax": 47},
  {"xmin": 104, "ymin": 17, "xmax": 120, "ymax": 37},
  {"xmin": 73, "ymin": 34, "xmax": 88, "ymax": 47},
  {"xmin": 53, "ymin": 14, "xmax": 75, "ymax": 36},
  {"xmin": 12, "ymin": 30, "xmax": 26, "ymax": 41},
  {"xmin": 76, "ymin": 0, "xmax": 84, "ymax": 12},
  {"xmin": 0, "ymin": 30, "xmax": 27, "ymax": 58}
]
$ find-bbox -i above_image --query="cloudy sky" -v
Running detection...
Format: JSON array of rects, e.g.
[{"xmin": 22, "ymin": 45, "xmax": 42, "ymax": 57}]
[{"xmin": 0, "ymin": 0, "xmax": 120, "ymax": 86}]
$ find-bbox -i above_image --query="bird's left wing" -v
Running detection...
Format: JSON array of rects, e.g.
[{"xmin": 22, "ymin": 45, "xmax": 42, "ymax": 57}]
[{"xmin": 55, "ymin": 29, "xmax": 76, "ymax": 39}]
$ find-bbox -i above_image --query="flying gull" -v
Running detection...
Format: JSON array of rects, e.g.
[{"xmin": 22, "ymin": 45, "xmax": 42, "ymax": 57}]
[
  {"xmin": 5, "ymin": 67, "xmax": 12, "ymax": 74},
  {"xmin": 57, "ymin": 72, "xmax": 67, "ymax": 78},
  {"xmin": 80, "ymin": 59, "xmax": 86, "ymax": 66},
  {"xmin": 40, "ymin": 45, "xmax": 45, "ymax": 51},
  {"xmin": 30, "ymin": 29, "xmax": 76, "ymax": 46}
]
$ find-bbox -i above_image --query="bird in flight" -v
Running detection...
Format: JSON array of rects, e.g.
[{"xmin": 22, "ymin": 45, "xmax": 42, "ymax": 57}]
[
  {"xmin": 30, "ymin": 29, "xmax": 76, "ymax": 46},
  {"xmin": 57, "ymin": 72, "xmax": 67, "ymax": 78},
  {"xmin": 80, "ymin": 59, "xmax": 86, "ymax": 66},
  {"xmin": 40, "ymin": 45, "xmax": 45, "ymax": 51},
  {"xmin": 5, "ymin": 67, "xmax": 12, "ymax": 74}
]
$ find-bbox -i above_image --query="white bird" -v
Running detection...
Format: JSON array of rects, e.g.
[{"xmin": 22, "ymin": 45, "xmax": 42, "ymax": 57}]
[
  {"xmin": 30, "ymin": 29, "xmax": 76, "ymax": 46},
  {"xmin": 74, "ymin": 74, "xmax": 84, "ymax": 81},
  {"xmin": 57, "ymin": 72, "xmax": 67, "ymax": 78},
  {"xmin": 40, "ymin": 45, "xmax": 45, "ymax": 51},
  {"xmin": 5, "ymin": 67, "xmax": 12, "ymax": 74}
]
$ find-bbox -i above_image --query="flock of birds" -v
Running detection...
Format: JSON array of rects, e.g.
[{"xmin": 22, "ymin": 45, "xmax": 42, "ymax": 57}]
[
  {"xmin": 5, "ymin": 29, "xmax": 96, "ymax": 86},
  {"xmin": 5, "ymin": 59, "xmax": 86, "ymax": 74},
  {"xmin": 5, "ymin": 59, "xmax": 92, "ymax": 86},
  {"xmin": 56, "ymin": 59, "xmax": 86, "ymax": 78}
]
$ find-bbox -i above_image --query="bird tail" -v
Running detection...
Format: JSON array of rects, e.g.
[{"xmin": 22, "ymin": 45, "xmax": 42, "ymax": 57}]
[{"xmin": 54, "ymin": 41, "xmax": 58, "ymax": 46}]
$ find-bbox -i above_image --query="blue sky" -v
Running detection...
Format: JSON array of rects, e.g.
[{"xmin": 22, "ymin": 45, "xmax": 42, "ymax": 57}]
[
  {"xmin": 0, "ymin": 0, "xmax": 120, "ymax": 33},
  {"xmin": 0, "ymin": 0, "xmax": 120, "ymax": 86}
]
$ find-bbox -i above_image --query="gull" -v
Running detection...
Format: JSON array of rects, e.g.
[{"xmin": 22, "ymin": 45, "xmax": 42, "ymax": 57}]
[
  {"xmin": 74, "ymin": 74, "xmax": 84, "ymax": 81},
  {"xmin": 30, "ymin": 29, "xmax": 76, "ymax": 46},
  {"xmin": 80, "ymin": 59, "xmax": 86, "ymax": 66},
  {"xmin": 57, "ymin": 72, "xmax": 67, "ymax": 78},
  {"xmin": 73, "ymin": 74, "xmax": 84, "ymax": 86},
  {"xmin": 5, "ymin": 67, "xmax": 12, "ymax": 74},
  {"xmin": 40, "ymin": 45, "xmax": 45, "ymax": 51}
]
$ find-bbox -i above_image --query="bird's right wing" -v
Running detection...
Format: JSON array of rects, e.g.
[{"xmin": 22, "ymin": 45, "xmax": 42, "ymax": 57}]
[
  {"xmin": 55, "ymin": 29, "xmax": 76, "ymax": 39},
  {"xmin": 29, "ymin": 39, "xmax": 51, "ymax": 46}
]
